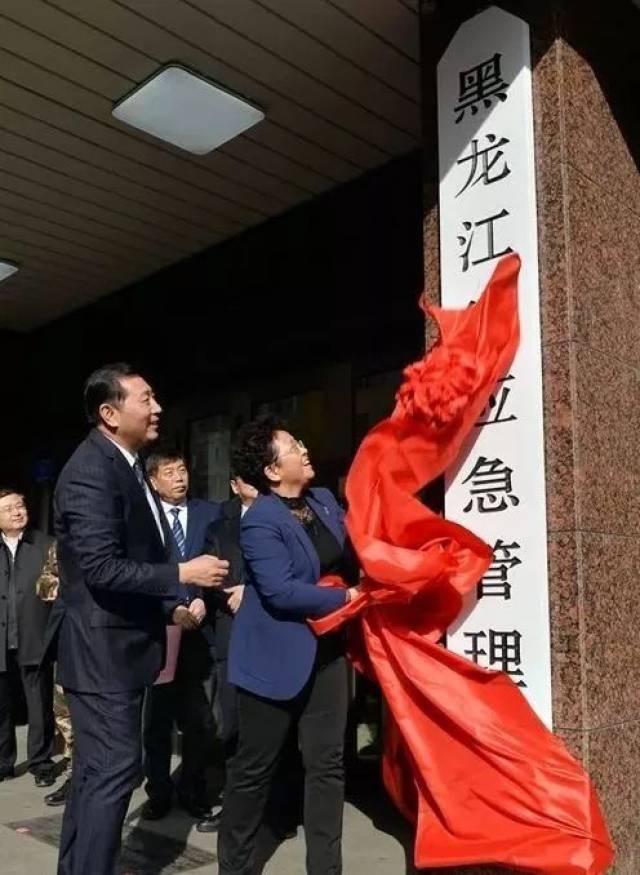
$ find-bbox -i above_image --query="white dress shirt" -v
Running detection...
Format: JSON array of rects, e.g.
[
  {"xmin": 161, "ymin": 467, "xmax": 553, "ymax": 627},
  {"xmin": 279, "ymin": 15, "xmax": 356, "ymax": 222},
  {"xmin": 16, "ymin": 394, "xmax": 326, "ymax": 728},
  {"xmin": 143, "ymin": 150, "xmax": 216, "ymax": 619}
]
[
  {"xmin": 1, "ymin": 532, "xmax": 22, "ymax": 558},
  {"xmin": 106, "ymin": 437, "xmax": 165, "ymax": 544}
]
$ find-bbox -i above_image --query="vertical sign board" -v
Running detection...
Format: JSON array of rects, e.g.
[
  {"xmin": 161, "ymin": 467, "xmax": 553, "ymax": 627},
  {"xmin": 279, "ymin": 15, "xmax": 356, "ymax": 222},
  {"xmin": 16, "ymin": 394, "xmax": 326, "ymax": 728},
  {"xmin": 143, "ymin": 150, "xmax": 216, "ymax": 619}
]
[{"xmin": 437, "ymin": 7, "xmax": 552, "ymax": 726}]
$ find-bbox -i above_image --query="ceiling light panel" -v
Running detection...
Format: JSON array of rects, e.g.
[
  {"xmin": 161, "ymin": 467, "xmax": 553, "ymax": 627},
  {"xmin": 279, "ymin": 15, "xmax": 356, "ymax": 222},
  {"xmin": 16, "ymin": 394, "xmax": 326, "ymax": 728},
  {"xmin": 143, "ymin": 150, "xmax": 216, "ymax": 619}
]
[
  {"xmin": 113, "ymin": 65, "xmax": 265, "ymax": 155},
  {"xmin": 0, "ymin": 261, "xmax": 19, "ymax": 283}
]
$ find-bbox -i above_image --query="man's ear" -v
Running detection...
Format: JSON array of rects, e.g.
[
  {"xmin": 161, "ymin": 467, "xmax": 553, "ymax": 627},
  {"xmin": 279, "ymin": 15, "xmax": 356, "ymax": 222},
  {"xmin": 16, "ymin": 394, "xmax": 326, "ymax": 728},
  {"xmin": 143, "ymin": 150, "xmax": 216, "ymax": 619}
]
[{"xmin": 98, "ymin": 401, "xmax": 120, "ymax": 429}]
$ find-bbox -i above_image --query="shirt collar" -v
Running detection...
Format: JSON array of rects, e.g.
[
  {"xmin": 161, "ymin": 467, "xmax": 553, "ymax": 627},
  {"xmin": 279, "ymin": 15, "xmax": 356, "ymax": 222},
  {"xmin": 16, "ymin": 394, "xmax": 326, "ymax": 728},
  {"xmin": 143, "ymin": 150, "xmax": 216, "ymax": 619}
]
[
  {"xmin": 2, "ymin": 531, "xmax": 24, "ymax": 547},
  {"xmin": 161, "ymin": 500, "xmax": 187, "ymax": 513},
  {"xmin": 105, "ymin": 435, "xmax": 137, "ymax": 468}
]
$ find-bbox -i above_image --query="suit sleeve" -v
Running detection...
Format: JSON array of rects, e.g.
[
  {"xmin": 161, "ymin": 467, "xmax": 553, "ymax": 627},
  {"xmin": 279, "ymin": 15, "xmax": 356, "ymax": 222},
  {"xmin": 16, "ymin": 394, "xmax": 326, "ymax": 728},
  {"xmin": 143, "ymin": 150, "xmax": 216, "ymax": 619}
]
[
  {"xmin": 241, "ymin": 518, "xmax": 347, "ymax": 618},
  {"xmin": 56, "ymin": 462, "xmax": 185, "ymax": 600},
  {"xmin": 202, "ymin": 520, "xmax": 229, "ymax": 612}
]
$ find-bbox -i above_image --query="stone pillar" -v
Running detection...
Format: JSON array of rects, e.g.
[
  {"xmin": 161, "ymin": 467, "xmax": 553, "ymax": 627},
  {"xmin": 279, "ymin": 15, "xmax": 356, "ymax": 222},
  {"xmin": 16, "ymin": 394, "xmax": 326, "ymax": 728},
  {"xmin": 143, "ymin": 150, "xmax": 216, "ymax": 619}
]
[{"xmin": 420, "ymin": 1, "xmax": 640, "ymax": 871}]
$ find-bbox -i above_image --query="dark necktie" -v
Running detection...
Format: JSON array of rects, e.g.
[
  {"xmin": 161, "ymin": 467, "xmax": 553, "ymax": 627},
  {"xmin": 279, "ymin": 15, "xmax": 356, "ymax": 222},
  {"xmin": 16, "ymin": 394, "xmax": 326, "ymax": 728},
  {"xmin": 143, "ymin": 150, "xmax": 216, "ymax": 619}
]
[
  {"xmin": 170, "ymin": 507, "xmax": 186, "ymax": 558},
  {"xmin": 133, "ymin": 458, "xmax": 146, "ymax": 489}
]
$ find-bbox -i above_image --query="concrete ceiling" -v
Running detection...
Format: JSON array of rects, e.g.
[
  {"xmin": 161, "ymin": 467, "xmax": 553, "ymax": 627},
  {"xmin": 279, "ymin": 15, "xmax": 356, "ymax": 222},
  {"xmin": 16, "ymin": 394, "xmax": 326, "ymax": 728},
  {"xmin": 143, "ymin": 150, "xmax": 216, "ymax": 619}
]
[{"xmin": 0, "ymin": 0, "xmax": 421, "ymax": 331}]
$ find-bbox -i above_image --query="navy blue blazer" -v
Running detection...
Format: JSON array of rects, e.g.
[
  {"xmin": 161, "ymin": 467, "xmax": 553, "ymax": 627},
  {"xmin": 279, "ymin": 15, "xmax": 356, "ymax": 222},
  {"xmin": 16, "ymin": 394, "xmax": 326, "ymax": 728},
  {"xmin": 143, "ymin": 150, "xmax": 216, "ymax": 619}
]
[
  {"xmin": 228, "ymin": 487, "xmax": 348, "ymax": 701},
  {"xmin": 46, "ymin": 429, "xmax": 189, "ymax": 693},
  {"xmin": 163, "ymin": 498, "xmax": 220, "ymax": 564}
]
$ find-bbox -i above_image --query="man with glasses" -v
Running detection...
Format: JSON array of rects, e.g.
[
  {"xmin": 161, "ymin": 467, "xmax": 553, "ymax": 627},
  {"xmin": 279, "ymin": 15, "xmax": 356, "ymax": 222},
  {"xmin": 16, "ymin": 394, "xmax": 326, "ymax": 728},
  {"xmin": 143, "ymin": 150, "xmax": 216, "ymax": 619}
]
[{"xmin": 0, "ymin": 487, "xmax": 56, "ymax": 788}]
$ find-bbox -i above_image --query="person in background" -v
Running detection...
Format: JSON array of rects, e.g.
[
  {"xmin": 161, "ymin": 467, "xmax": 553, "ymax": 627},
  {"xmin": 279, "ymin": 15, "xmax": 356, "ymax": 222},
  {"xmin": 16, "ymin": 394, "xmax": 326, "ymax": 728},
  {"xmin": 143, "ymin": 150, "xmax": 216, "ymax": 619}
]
[
  {"xmin": 44, "ymin": 362, "xmax": 228, "ymax": 875},
  {"xmin": 196, "ymin": 473, "xmax": 255, "ymax": 833},
  {"xmin": 35, "ymin": 541, "xmax": 74, "ymax": 807},
  {"xmin": 0, "ymin": 487, "xmax": 56, "ymax": 789},
  {"xmin": 217, "ymin": 416, "xmax": 360, "ymax": 875},
  {"xmin": 141, "ymin": 446, "xmax": 220, "ymax": 824}
]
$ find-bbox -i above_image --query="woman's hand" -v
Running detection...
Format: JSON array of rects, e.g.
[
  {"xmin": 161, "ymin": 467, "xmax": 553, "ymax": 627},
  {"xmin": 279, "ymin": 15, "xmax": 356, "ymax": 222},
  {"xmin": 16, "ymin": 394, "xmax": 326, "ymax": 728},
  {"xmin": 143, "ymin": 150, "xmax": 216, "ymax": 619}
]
[
  {"xmin": 188, "ymin": 598, "xmax": 206, "ymax": 625},
  {"xmin": 346, "ymin": 584, "xmax": 363, "ymax": 603},
  {"xmin": 225, "ymin": 585, "xmax": 245, "ymax": 614}
]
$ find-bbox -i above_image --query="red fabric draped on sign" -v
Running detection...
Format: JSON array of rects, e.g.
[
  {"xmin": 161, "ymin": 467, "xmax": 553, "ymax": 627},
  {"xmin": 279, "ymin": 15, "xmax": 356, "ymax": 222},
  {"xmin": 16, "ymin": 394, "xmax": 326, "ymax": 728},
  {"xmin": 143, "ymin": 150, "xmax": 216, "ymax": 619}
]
[{"xmin": 311, "ymin": 254, "xmax": 614, "ymax": 873}]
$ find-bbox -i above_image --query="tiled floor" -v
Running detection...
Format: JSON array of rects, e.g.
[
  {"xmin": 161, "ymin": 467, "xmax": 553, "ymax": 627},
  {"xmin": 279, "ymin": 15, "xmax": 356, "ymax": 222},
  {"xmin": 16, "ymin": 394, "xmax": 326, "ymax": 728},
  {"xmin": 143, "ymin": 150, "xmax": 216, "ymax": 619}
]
[{"xmin": 0, "ymin": 728, "xmax": 415, "ymax": 874}]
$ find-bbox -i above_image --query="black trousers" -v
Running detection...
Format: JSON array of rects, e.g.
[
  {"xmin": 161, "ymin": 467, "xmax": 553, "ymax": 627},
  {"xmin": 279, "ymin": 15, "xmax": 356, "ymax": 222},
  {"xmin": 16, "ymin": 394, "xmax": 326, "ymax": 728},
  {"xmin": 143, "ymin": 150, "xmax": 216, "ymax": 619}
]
[
  {"xmin": 212, "ymin": 644, "xmax": 303, "ymax": 832},
  {"xmin": 142, "ymin": 673, "xmax": 214, "ymax": 803},
  {"xmin": 217, "ymin": 656, "xmax": 349, "ymax": 875},
  {"xmin": 0, "ymin": 649, "xmax": 54, "ymax": 773},
  {"xmin": 57, "ymin": 688, "xmax": 144, "ymax": 875},
  {"xmin": 211, "ymin": 612, "xmax": 238, "ymax": 754}
]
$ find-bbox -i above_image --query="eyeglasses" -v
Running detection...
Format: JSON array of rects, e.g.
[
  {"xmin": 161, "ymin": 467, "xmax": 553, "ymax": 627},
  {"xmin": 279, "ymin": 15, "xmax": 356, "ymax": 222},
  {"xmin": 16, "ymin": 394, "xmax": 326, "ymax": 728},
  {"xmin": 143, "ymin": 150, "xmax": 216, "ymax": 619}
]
[
  {"xmin": 275, "ymin": 439, "xmax": 307, "ymax": 462},
  {"xmin": 0, "ymin": 503, "xmax": 26, "ymax": 515}
]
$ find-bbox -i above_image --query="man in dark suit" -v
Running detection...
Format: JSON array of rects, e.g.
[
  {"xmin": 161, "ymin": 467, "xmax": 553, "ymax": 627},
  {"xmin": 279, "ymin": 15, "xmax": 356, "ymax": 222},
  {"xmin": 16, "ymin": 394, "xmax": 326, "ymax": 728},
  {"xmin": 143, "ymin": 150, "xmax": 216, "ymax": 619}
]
[
  {"xmin": 46, "ymin": 362, "xmax": 228, "ymax": 875},
  {"xmin": 0, "ymin": 488, "xmax": 56, "ymax": 787},
  {"xmin": 140, "ymin": 446, "xmax": 220, "ymax": 823},
  {"xmin": 197, "ymin": 475, "xmax": 255, "ymax": 833}
]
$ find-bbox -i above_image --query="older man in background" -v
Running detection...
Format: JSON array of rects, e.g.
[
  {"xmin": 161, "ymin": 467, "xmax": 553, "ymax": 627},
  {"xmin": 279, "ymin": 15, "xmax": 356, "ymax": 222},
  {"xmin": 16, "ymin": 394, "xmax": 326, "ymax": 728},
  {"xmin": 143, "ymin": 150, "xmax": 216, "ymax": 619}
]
[
  {"xmin": 0, "ymin": 487, "xmax": 56, "ymax": 787},
  {"xmin": 141, "ymin": 446, "xmax": 220, "ymax": 824}
]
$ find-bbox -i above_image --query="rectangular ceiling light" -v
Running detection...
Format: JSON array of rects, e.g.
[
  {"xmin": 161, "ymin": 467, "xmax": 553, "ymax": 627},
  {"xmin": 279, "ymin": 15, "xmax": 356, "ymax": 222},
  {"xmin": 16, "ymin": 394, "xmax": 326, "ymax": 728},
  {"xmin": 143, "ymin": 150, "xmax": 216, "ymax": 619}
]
[
  {"xmin": 0, "ymin": 260, "xmax": 19, "ymax": 283},
  {"xmin": 113, "ymin": 64, "xmax": 265, "ymax": 155}
]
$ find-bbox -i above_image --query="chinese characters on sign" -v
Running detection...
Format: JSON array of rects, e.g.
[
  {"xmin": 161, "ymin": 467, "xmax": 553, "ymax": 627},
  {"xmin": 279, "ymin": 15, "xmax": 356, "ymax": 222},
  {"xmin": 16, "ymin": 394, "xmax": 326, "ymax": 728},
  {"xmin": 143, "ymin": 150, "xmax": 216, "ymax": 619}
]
[
  {"xmin": 464, "ymin": 629, "xmax": 526, "ymax": 686},
  {"xmin": 438, "ymin": 7, "xmax": 551, "ymax": 725},
  {"xmin": 454, "ymin": 53, "xmax": 509, "ymax": 123},
  {"xmin": 456, "ymin": 135, "xmax": 511, "ymax": 197},
  {"xmin": 477, "ymin": 540, "xmax": 522, "ymax": 600},
  {"xmin": 462, "ymin": 456, "xmax": 519, "ymax": 513},
  {"xmin": 476, "ymin": 375, "xmax": 517, "ymax": 427},
  {"xmin": 454, "ymin": 70, "xmax": 514, "ymax": 272}
]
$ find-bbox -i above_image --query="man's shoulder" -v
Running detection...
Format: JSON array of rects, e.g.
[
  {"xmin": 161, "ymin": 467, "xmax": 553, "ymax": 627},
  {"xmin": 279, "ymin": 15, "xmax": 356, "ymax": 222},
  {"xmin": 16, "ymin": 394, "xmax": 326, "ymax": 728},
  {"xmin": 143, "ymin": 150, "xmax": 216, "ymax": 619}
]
[
  {"xmin": 59, "ymin": 432, "xmax": 109, "ymax": 477},
  {"xmin": 189, "ymin": 497, "xmax": 220, "ymax": 522},
  {"xmin": 55, "ymin": 432, "xmax": 120, "ymax": 505}
]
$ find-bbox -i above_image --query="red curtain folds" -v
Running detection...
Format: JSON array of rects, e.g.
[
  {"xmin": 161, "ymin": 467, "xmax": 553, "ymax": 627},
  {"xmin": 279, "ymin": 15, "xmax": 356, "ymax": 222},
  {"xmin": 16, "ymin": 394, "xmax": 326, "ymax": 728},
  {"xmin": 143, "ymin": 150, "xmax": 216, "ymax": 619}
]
[{"xmin": 312, "ymin": 254, "xmax": 614, "ymax": 874}]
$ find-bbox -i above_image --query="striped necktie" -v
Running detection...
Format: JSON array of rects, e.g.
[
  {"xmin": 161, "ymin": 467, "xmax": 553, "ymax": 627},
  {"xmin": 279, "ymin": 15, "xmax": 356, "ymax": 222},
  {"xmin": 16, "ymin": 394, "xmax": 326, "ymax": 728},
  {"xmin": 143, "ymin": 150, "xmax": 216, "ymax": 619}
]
[{"xmin": 170, "ymin": 507, "xmax": 186, "ymax": 558}]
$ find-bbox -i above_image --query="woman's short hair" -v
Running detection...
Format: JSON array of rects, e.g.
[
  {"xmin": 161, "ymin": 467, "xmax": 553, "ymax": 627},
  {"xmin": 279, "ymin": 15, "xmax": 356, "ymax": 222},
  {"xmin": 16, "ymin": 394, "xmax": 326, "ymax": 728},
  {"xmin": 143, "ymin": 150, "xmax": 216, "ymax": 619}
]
[{"xmin": 231, "ymin": 415, "xmax": 287, "ymax": 494}]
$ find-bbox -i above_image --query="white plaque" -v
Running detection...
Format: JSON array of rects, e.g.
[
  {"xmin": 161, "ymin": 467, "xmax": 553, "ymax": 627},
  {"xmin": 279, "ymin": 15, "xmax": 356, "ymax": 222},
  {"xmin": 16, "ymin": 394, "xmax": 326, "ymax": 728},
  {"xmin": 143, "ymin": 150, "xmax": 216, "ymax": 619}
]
[{"xmin": 437, "ymin": 7, "xmax": 552, "ymax": 726}]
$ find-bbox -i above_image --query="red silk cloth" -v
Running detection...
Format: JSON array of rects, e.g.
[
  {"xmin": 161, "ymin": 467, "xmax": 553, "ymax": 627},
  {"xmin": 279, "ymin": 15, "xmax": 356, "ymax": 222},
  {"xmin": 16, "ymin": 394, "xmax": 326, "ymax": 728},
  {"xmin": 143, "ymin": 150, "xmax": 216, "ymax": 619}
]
[{"xmin": 312, "ymin": 255, "xmax": 614, "ymax": 873}]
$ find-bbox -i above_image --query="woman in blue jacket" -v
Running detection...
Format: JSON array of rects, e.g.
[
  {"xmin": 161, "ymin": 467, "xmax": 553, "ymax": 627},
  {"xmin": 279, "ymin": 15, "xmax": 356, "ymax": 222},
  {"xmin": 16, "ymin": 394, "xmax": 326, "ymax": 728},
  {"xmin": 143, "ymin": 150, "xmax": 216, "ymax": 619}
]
[{"xmin": 217, "ymin": 415, "xmax": 359, "ymax": 875}]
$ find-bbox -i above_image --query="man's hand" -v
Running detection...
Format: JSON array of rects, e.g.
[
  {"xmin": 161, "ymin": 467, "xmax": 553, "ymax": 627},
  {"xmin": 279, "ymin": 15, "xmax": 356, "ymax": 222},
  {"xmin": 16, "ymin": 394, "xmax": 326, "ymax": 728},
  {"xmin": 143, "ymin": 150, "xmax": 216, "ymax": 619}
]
[
  {"xmin": 179, "ymin": 555, "xmax": 229, "ymax": 587},
  {"xmin": 224, "ymin": 585, "xmax": 245, "ymax": 615},
  {"xmin": 188, "ymin": 598, "xmax": 206, "ymax": 625},
  {"xmin": 172, "ymin": 605, "xmax": 200, "ymax": 630}
]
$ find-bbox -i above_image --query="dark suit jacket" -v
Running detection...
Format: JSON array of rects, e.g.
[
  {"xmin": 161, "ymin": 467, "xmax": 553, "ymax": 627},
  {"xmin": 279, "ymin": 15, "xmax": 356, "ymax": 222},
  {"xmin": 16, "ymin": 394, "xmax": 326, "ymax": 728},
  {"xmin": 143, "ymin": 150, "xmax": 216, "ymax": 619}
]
[
  {"xmin": 46, "ymin": 429, "xmax": 188, "ymax": 693},
  {"xmin": 0, "ymin": 528, "xmax": 54, "ymax": 671},
  {"xmin": 202, "ymin": 496, "xmax": 245, "ymax": 661},
  {"xmin": 163, "ymin": 497, "xmax": 220, "ymax": 680},
  {"xmin": 228, "ymin": 487, "xmax": 348, "ymax": 701}
]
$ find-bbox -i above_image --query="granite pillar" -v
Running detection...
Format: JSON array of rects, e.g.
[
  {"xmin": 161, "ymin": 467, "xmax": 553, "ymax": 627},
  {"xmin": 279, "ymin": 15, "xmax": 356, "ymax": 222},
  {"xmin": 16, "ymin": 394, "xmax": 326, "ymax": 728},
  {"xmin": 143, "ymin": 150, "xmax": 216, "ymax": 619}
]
[{"xmin": 420, "ymin": 1, "xmax": 640, "ymax": 871}]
